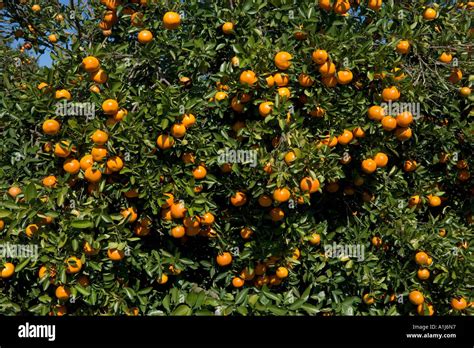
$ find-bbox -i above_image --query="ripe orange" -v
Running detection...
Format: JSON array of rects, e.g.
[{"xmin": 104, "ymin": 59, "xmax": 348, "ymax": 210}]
[
  {"xmin": 171, "ymin": 225, "xmax": 185, "ymax": 238},
  {"xmin": 102, "ymin": 99, "xmax": 119, "ymax": 115},
  {"xmin": 274, "ymin": 73, "xmax": 289, "ymax": 87},
  {"xmin": 55, "ymin": 89, "xmax": 72, "ymax": 100},
  {"xmin": 91, "ymin": 130, "xmax": 109, "ymax": 145},
  {"xmin": 170, "ymin": 201, "xmax": 187, "ymax": 218},
  {"xmin": 222, "ymin": 22, "xmax": 234, "ymax": 34},
  {"xmin": 337, "ymin": 130, "xmax": 353, "ymax": 145},
  {"xmin": 66, "ymin": 256, "xmax": 82, "ymax": 274},
  {"xmin": 42, "ymin": 119, "xmax": 60, "ymax": 135},
  {"xmin": 273, "ymin": 187, "xmax": 291, "ymax": 203},
  {"xmin": 106, "ymin": 156, "xmax": 124, "ymax": 172},
  {"xmin": 368, "ymin": 105, "xmax": 385, "ymax": 121},
  {"xmin": 42, "ymin": 175, "xmax": 57, "ymax": 188},
  {"xmin": 309, "ymin": 233, "xmax": 321, "ymax": 245},
  {"xmin": 192, "ymin": 165, "xmax": 207, "ymax": 179},
  {"xmin": 269, "ymin": 207, "xmax": 285, "ymax": 221},
  {"xmin": 415, "ymin": 251, "xmax": 429, "ymax": 265},
  {"xmin": 230, "ymin": 191, "xmax": 247, "ymax": 207},
  {"xmin": 274, "ymin": 51, "xmax": 292, "ymax": 70},
  {"xmin": 276, "ymin": 267, "xmax": 289, "ymax": 279},
  {"xmin": 0, "ymin": 263, "xmax": 15, "ymax": 279},
  {"xmin": 91, "ymin": 69, "xmax": 108, "ymax": 84},
  {"xmin": 82, "ymin": 56, "xmax": 100, "ymax": 73},
  {"xmin": 336, "ymin": 70, "xmax": 353, "ymax": 84},
  {"xmin": 371, "ymin": 236, "xmax": 382, "ymax": 247},
  {"xmin": 121, "ymin": 207, "xmax": 138, "ymax": 223},
  {"xmin": 163, "ymin": 11, "xmax": 181, "ymax": 30},
  {"xmin": 107, "ymin": 248, "xmax": 125, "ymax": 261},
  {"xmin": 91, "ymin": 146, "xmax": 107, "ymax": 161},
  {"xmin": 381, "ymin": 116, "xmax": 397, "ymax": 131},
  {"xmin": 277, "ymin": 87, "xmax": 291, "ymax": 99},
  {"xmin": 409, "ymin": 195, "xmax": 421, "ymax": 206},
  {"xmin": 417, "ymin": 268, "xmax": 430, "ymax": 280},
  {"xmin": 156, "ymin": 134, "xmax": 175, "ymax": 149},
  {"xmin": 450, "ymin": 297, "xmax": 467, "ymax": 311},
  {"xmin": 266, "ymin": 75, "xmax": 275, "ymax": 87},
  {"xmin": 396, "ymin": 40, "xmax": 410, "ymax": 54},
  {"xmin": 182, "ymin": 114, "xmax": 196, "ymax": 128},
  {"xmin": 427, "ymin": 194, "xmax": 441, "ymax": 207},
  {"xmin": 239, "ymin": 70, "xmax": 257, "ymax": 86},
  {"xmin": 258, "ymin": 101, "xmax": 273, "ymax": 117},
  {"xmin": 138, "ymin": 29, "xmax": 153, "ymax": 43},
  {"xmin": 240, "ymin": 227, "xmax": 253, "ymax": 239},
  {"xmin": 353, "ymin": 127, "xmax": 365, "ymax": 138},
  {"xmin": 394, "ymin": 127, "xmax": 412, "ymax": 141},
  {"xmin": 374, "ymin": 152, "xmax": 388, "ymax": 168},
  {"xmin": 55, "ymin": 286, "xmax": 71, "ymax": 300},
  {"xmin": 170, "ymin": 123, "xmax": 186, "ymax": 138},
  {"xmin": 423, "ymin": 8, "xmax": 437, "ymax": 20},
  {"xmin": 312, "ymin": 49, "xmax": 328, "ymax": 64},
  {"xmin": 439, "ymin": 52, "xmax": 452, "ymax": 63},
  {"xmin": 25, "ymin": 224, "xmax": 39, "ymax": 238},
  {"xmin": 363, "ymin": 294, "xmax": 375, "ymax": 305},
  {"xmin": 84, "ymin": 167, "xmax": 102, "ymax": 183},
  {"xmin": 319, "ymin": 61, "xmax": 336, "ymax": 76},
  {"xmin": 408, "ymin": 290, "xmax": 424, "ymax": 305},
  {"xmin": 396, "ymin": 111, "xmax": 413, "ymax": 127},
  {"xmin": 232, "ymin": 277, "xmax": 244, "ymax": 288},
  {"xmin": 322, "ymin": 75, "xmax": 337, "ymax": 87},
  {"xmin": 333, "ymin": 0, "xmax": 350, "ymax": 14},
  {"xmin": 449, "ymin": 68, "xmax": 462, "ymax": 84},
  {"xmin": 300, "ymin": 177, "xmax": 320, "ymax": 193},
  {"xmin": 368, "ymin": 0, "xmax": 382, "ymax": 10},
  {"xmin": 361, "ymin": 159, "xmax": 377, "ymax": 174},
  {"xmin": 318, "ymin": 0, "xmax": 331, "ymax": 11},
  {"xmin": 216, "ymin": 252, "xmax": 232, "ymax": 266},
  {"xmin": 31, "ymin": 4, "xmax": 41, "ymax": 12},
  {"xmin": 404, "ymin": 160, "xmax": 418, "ymax": 172},
  {"xmin": 298, "ymin": 73, "xmax": 314, "ymax": 87},
  {"xmin": 459, "ymin": 87, "xmax": 471, "ymax": 97},
  {"xmin": 63, "ymin": 158, "xmax": 80, "ymax": 174},
  {"xmin": 309, "ymin": 106, "xmax": 325, "ymax": 118},
  {"xmin": 284, "ymin": 151, "xmax": 296, "ymax": 165},
  {"xmin": 382, "ymin": 86, "xmax": 400, "ymax": 101},
  {"xmin": 157, "ymin": 274, "xmax": 168, "ymax": 284},
  {"xmin": 201, "ymin": 212, "xmax": 215, "ymax": 225},
  {"xmin": 54, "ymin": 141, "xmax": 73, "ymax": 158}
]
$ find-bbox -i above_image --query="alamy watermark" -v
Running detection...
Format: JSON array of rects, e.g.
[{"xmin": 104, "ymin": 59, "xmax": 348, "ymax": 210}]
[
  {"xmin": 324, "ymin": 242, "xmax": 365, "ymax": 261},
  {"xmin": 381, "ymin": 101, "xmax": 420, "ymax": 119},
  {"xmin": 217, "ymin": 148, "xmax": 257, "ymax": 167},
  {"xmin": 0, "ymin": 243, "xmax": 38, "ymax": 260},
  {"xmin": 55, "ymin": 100, "xmax": 95, "ymax": 120}
]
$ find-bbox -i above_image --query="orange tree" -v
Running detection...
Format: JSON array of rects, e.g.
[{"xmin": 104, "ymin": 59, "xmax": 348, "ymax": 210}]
[{"xmin": 0, "ymin": 0, "xmax": 472, "ymax": 316}]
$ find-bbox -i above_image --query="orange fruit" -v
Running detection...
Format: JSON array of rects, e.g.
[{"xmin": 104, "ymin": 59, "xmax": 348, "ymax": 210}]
[
  {"xmin": 274, "ymin": 51, "xmax": 292, "ymax": 70},
  {"xmin": 65, "ymin": 256, "xmax": 82, "ymax": 274},
  {"xmin": 449, "ymin": 68, "xmax": 462, "ymax": 84},
  {"xmin": 170, "ymin": 201, "xmax": 187, "ymax": 219},
  {"xmin": 298, "ymin": 73, "xmax": 314, "ymax": 87},
  {"xmin": 222, "ymin": 22, "xmax": 234, "ymax": 34},
  {"xmin": 25, "ymin": 224, "xmax": 39, "ymax": 238},
  {"xmin": 31, "ymin": 4, "xmax": 41, "ymax": 12},
  {"xmin": 396, "ymin": 111, "xmax": 413, "ymax": 127},
  {"xmin": 363, "ymin": 294, "xmax": 375, "ymax": 305},
  {"xmin": 277, "ymin": 87, "xmax": 291, "ymax": 99},
  {"xmin": 42, "ymin": 175, "xmax": 57, "ymax": 188},
  {"xmin": 91, "ymin": 69, "xmax": 108, "ymax": 84},
  {"xmin": 451, "ymin": 297, "xmax": 468, "ymax": 311},
  {"xmin": 102, "ymin": 99, "xmax": 119, "ymax": 115},
  {"xmin": 368, "ymin": 0, "xmax": 382, "ymax": 10},
  {"xmin": 82, "ymin": 56, "xmax": 100, "ymax": 73},
  {"xmin": 381, "ymin": 116, "xmax": 397, "ymax": 131},
  {"xmin": 273, "ymin": 187, "xmax": 291, "ymax": 203},
  {"xmin": 269, "ymin": 207, "xmax": 285, "ymax": 221},
  {"xmin": 336, "ymin": 70, "xmax": 353, "ymax": 84},
  {"xmin": 216, "ymin": 252, "xmax": 233, "ymax": 266},
  {"xmin": 138, "ymin": 29, "xmax": 153, "ymax": 43},
  {"xmin": 427, "ymin": 194, "xmax": 441, "ymax": 207},
  {"xmin": 54, "ymin": 141, "xmax": 73, "ymax": 158},
  {"xmin": 258, "ymin": 195, "xmax": 273, "ymax": 207},
  {"xmin": 265, "ymin": 75, "xmax": 275, "ymax": 87},
  {"xmin": 361, "ymin": 159, "xmax": 377, "ymax": 174},
  {"xmin": 319, "ymin": 0, "xmax": 332, "ymax": 11},
  {"xmin": 368, "ymin": 105, "xmax": 385, "ymax": 121},
  {"xmin": 0, "ymin": 262, "xmax": 15, "ymax": 279},
  {"xmin": 409, "ymin": 195, "xmax": 421, "ymax": 206},
  {"xmin": 91, "ymin": 130, "xmax": 109, "ymax": 145},
  {"xmin": 312, "ymin": 49, "xmax": 328, "ymax": 64},
  {"xmin": 374, "ymin": 152, "xmax": 388, "ymax": 168},
  {"xmin": 106, "ymin": 156, "xmax": 124, "ymax": 172},
  {"xmin": 319, "ymin": 61, "xmax": 336, "ymax": 77},
  {"xmin": 63, "ymin": 158, "xmax": 80, "ymax": 174},
  {"xmin": 333, "ymin": 0, "xmax": 350, "ymax": 14},
  {"xmin": 394, "ymin": 127, "xmax": 412, "ymax": 141},
  {"xmin": 201, "ymin": 212, "xmax": 215, "ymax": 225},
  {"xmin": 337, "ymin": 130, "xmax": 353, "ymax": 145},
  {"xmin": 157, "ymin": 274, "xmax": 168, "ymax": 284},
  {"xmin": 183, "ymin": 216, "xmax": 200, "ymax": 228},
  {"xmin": 171, "ymin": 123, "xmax": 186, "ymax": 138},
  {"xmin": 230, "ymin": 191, "xmax": 247, "ymax": 207},
  {"xmin": 402, "ymin": 161, "xmax": 418, "ymax": 174},
  {"xmin": 417, "ymin": 268, "xmax": 430, "ymax": 280},
  {"xmin": 309, "ymin": 106, "xmax": 325, "ymax": 118},
  {"xmin": 300, "ymin": 177, "xmax": 320, "ymax": 193},
  {"xmin": 417, "ymin": 303, "xmax": 434, "ymax": 316},
  {"xmin": 408, "ymin": 291, "xmax": 424, "ymax": 305},
  {"xmin": 156, "ymin": 134, "xmax": 175, "ymax": 149},
  {"xmin": 171, "ymin": 225, "xmax": 185, "ymax": 238},
  {"xmin": 396, "ymin": 40, "xmax": 410, "ymax": 54},
  {"xmin": 382, "ymin": 86, "xmax": 400, "ymax": 101},
  {"xmin": 284, "ymin": 151, "xmax": 296, "ymax": 165},
  {"xmin": 84, "ymin": 167, "xmax": 102, "ymax": 183},
  {"xmin": 415, "ymin": 251, "xmax": 429, "ymax": 265},
  {"xmin": 353, "ymin": 127, "xmax": 365, "ymax": 138},
  {"xmin": 42, "ymin": 119, "xmax": 60, "ymax": 135},
  {"xmin": 439, "ymin": 52, "xmax": 452, "ymax": 63},
  {"xmin": 276, "ymin": 267, "xmax": 289, "ymax": 279},
  {"xmin": 239, "ymin": 70, "xmax": 257, "ymax": 86},
  {"xmin": 309, "ymin": 233, "xmax": 321, "ymax": 245},
  {"xmin": 163, "ymin": 11, "xmax": 181, "ymax": 30},
  {"xmin": 274, "ymin": 73, "xmax": 289, "ymax": 87},
  {"xmin": 107, "ymin": 248, "xmax": 125, "ymax": 261},
  {"xmin": 182, "ymin": 114, "xmax": 196, "ymax": 128},
  {"xmin": 192, "ymin": 165, "xmax": 207, "ymax": 179},
  {"xmin": 231, "ymin": 97, "xmax": 244, "ymax": 113},
  {"xmin": 259, "ymin": 102, "xmax": 273, "ymax": 117},
  {"xmin": 459, "ymin": 87, "xmax": 471, "ymax": 97},
  {"xmin": 423, "ymin": 8, "xmax": 437, "ymax": 20},
  {"xmin": 55, "ymin": 286, "xmax": 71, "ymax": 300},
  {"xmin": 121, "ymin": 207, "xmax": 138, "ymax": 223},
  {"xmin": 91, "ymin": 146, "xmax": 107, "ymax": 161},
  {"xmin": 214, "ymin": 91, "xmax": 228, "ymax": 101},
  {"xmin": 232, "ymin": 277, "xmax": 244, "ymax": 288}
]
